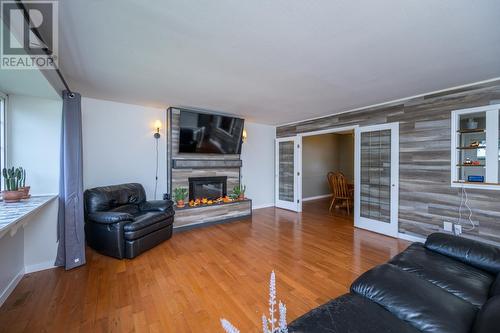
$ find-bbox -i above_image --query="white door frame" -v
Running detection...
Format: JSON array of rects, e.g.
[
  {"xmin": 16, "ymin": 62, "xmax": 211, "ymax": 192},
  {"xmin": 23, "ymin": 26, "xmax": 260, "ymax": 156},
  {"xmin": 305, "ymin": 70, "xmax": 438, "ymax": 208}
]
[
  {"xmin": 354, "ymin": 122, "xmax": 399, "ymax": 237},
  {"xmin": 275, "ymin": 136, "xmax": 302, "ymax": 212}
]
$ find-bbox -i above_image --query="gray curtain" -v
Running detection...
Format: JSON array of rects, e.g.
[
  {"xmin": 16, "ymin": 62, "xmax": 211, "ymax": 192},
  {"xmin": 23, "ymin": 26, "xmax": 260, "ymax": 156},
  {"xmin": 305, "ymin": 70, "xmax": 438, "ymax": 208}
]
[{"xmin": 55, "ymin": 91, "xmax": 86, "ymax": 270}]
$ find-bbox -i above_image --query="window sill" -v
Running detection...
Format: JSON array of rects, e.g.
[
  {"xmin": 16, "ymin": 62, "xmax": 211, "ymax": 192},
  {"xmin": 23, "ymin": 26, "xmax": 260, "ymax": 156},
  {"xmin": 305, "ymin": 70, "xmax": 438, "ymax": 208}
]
[
  {"xmin": 0, "ymin": 195, "xmax": 58, "ymax": 239},
  {"xmin": 451, "ymin": 181, "xmax": 500, "ymax": 191}
]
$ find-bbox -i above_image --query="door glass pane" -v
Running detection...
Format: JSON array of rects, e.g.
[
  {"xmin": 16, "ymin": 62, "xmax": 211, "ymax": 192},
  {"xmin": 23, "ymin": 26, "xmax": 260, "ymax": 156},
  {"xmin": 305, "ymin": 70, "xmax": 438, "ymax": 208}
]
[
  {"xmin": 360, "ymin": 130, "xmax": 391, "ymax": 223},
  {"xmin": 279, "ymin": 141, "xmax": 294, "ymax": 202}
]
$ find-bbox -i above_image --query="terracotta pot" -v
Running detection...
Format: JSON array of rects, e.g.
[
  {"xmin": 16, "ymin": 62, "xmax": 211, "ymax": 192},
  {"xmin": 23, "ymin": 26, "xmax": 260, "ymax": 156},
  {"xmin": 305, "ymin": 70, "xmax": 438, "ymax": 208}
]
[
  {"xmin": 238, "ymin": 194, "xmax": 245, "ymax": 200},
  {"xmin": 19, "ymin": 186, "xmax": 31, "ymax": 199},
  {"xmin": 176, "ymin": 200, "xmax": 185, "ymax": 208},
  {"xmin": 2, "ymin": 190, "xmax": 24, "ymax": 203}
]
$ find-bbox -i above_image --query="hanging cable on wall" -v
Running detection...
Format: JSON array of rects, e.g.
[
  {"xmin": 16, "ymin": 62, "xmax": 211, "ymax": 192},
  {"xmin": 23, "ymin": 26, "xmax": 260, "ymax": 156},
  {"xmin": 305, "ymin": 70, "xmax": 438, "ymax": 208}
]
[{"xmin": 458, "ymin": 186, "xmax": 475, "ymax": 232}]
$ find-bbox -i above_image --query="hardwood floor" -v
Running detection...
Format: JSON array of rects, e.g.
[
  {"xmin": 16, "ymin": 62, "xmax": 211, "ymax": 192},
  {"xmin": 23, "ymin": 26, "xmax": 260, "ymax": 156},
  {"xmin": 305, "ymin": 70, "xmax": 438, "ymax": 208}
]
[{"xmin": 0, "ymin": 199, "xmax": 409, "ymax": 332}]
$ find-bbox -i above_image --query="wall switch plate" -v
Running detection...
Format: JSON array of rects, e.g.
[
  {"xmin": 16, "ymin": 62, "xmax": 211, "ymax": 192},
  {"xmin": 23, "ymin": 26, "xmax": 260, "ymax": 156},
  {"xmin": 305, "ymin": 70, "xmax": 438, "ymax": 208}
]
[
  {"xmin": 454, "ymin": 224, "xmax": 462, "ymax": 235},
  {"xmin": 443, "ymin": 221, "xmax": 453, "ymax": 232}
]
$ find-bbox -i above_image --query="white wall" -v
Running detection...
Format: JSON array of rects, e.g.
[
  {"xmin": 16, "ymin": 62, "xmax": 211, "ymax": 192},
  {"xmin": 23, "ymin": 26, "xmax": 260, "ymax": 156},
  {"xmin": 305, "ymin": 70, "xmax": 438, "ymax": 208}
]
[
  {"xmin": 81, "ymin": 98, "xmax": 167, "ymax": 199},
  {"xmin": 338, "ymin": 134, "xmax": 354, "ymax": 182},
  {"xmin": 302, "ymin": 133, "xmax": 354, "ymax": 199},
  {"xmin": 302, "ymin": 134, "xmax": 339, "ymax": 198},
  {"xmin": 240, "ymin": 122, "xmax": 276, "ymax": 209}
]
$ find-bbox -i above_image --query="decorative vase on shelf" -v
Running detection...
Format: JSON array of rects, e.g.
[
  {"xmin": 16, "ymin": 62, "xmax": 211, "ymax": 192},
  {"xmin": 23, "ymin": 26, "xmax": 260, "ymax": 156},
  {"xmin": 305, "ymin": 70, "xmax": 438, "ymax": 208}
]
[
  {"xmin": 466, "ymin": 118, "xmax": 478, "ymax": 130},
  {"xmin": 19, "ymin": 186, "xmax": 31, "ymax": 199},
  {"xmin": 2, "ymin": 190, "xmax": 24, "ymax": 203}
]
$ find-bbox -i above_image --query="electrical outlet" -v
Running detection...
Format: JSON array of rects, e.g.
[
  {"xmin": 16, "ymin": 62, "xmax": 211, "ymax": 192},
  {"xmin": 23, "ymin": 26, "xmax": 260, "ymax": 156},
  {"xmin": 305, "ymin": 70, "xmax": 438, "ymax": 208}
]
[
  {"xmin": 454, "ymin": 224, "xmax": 462, "ymax": 235},
  {"xmin": 443, "ymin": 221, "xmax": 453, "ymax": 232}
]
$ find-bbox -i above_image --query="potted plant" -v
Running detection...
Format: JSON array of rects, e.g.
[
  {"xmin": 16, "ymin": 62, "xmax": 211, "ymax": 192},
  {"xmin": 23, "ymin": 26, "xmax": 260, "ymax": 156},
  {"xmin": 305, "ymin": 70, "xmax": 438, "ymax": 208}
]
[
  {"xmin": 18, "ymin": 167, "xmax": 30, "ymax": 199},
  {"xmin": 173, "ymin": 187, "xmax": 188, "ymax": 208},
  {"xmin": 232, "ymin": 185, "xmax": 246, "ymax": 200},
  {"xmin": 2, "ymin": 167, "xmax": 24, "ymax": 203}
]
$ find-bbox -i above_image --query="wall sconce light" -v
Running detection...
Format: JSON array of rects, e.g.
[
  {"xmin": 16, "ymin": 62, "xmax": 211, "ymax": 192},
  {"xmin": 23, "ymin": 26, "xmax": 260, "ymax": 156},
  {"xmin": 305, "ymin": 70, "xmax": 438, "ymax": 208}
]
[
  {"xmin": 154, "ymin": 120, "xmax": 162, "ymax": 139},
  {"xmin": 242, "ymin": 128, "xmax": 248, "ymax": 143}
]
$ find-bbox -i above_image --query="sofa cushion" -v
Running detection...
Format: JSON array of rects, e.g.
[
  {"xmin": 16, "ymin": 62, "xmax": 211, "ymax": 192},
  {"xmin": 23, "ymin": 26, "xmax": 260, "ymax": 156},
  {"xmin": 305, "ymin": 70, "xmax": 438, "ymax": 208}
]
[
  {"xmin": 139, "ymin": 200, "xmax": 175, "ymax": 215},
  {"xmin": 110, "ymin": 204, "xmax": 140, "ymax": 215},
  {"xmin": 471, "ymin": 296, "xmax": 500, "ymax": 333},
  {"xmin": 389, "ymin": 243, "xmax": 493, "ymax": 308},
  {"xmin": 124, "ymin": 216, "xmax": 173, "ymax": 240},
  {"xmin": 288, "ymin": 294, "xmax": 420, "ymax": 333},
  {"xmin": 84, "ymin": 183, "xmax": 147, "ymax": 214},
  {"xmin": 124, "ymin": 212, "xmax": 170, "ymax": 232},
  {"xmin": 490, "ymin": 273, "xmax": 500, "ymax": 297},
  {"xmin": 425, "ymin": 233, "xmax": 500, "ymax": 275},
  {"xmin": 351, "ymin": 264, "xmax": 477, "ymax": 333}
]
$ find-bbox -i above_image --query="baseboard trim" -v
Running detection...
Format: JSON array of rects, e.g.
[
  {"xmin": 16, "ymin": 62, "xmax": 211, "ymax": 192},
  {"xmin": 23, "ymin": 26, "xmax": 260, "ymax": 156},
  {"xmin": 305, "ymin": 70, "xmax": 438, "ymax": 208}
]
[
  {"xmin": 0, "ymin": 268, "xmax": 24, "ymax": 307},
  {"xmin": 24, "ymin": 261, "xmax": 56, "ymax": 274},
  {"xmin": 398, "ymin": 232, "xmax": 426, "ymax": 243},
  {"xmin": 252, "ymin": 203, "xmax": 275, "ymax": 210},
  {"xmin": 302, "ymin": 194, "xmax": 331, "ymax": 202}
]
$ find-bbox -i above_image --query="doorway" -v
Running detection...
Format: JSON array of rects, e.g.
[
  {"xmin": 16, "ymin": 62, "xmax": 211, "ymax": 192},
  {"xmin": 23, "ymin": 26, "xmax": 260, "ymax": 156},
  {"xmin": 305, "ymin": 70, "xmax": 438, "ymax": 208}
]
[
  {"xmin": 301, "ymin": 130, "xmax": 355, "ymax": 218},
  {"xmin": 275, "ymin": 123, "xmax": 400, "ymax": 238}
]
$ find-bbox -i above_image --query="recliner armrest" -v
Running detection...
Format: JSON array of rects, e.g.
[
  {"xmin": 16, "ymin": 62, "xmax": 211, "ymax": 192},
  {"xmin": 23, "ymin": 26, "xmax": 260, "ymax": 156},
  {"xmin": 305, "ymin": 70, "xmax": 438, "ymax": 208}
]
[
  {"xmin": 87, "ymin": 212, "xmax": 134, "ymax": 224},
  {"xmin": 425, "ymin": 233, "xmax": 500, "ymax": 275},
  {"xmin": 139, "ymin": 200, "xmax": 174, "ymax": 213}
]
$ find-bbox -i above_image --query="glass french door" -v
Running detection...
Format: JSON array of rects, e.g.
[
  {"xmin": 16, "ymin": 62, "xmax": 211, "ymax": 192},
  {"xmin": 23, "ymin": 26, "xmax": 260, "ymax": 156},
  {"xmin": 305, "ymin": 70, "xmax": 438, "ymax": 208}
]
[
  {"xmin": 354, "ymin": 123, "xmax": 399, "ymax": 237},
  {"xmin": 275, "ymin": 136, "xmax": 302, "ymax": 212}
]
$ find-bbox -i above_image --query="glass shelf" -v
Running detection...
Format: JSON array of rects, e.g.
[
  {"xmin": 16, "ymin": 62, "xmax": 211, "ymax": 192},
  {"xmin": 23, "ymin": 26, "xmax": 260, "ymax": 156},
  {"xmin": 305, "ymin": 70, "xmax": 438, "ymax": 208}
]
[
  {"xmin": 457, "ymin": 128, "xmax": 485, "ymax": 133},
  {"xmin": 456, "ymin": 146, "xmax": 486, "ymax": 150}
]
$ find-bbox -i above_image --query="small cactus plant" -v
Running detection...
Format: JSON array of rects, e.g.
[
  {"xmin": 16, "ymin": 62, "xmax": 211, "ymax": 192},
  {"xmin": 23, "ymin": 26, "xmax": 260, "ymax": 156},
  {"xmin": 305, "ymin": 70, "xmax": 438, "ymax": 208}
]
[
  {"xmin": 2, "ymin": 167, "xmax": 23, "ymax": 191},
  {"xmin": 232, "ymin": 184, "xmax": 247, "ymax": 199}
]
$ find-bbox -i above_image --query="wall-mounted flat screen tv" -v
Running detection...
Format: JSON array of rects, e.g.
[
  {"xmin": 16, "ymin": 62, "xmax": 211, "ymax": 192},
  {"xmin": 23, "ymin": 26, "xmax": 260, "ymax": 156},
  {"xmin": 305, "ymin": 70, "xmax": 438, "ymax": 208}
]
[{"xmin": 179, "ymin": 110, "xmax": 244, "ymax": 154}]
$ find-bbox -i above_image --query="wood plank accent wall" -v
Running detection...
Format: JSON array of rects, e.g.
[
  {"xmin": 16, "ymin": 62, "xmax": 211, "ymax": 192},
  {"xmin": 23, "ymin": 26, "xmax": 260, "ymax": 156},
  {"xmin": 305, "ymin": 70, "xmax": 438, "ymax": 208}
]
[
  {"xmin": 173, "ymin": 200, "xmax": 252, "ymax": 229},
  {"xmin": 277, "ymin": 80, "xmax": 500, "ymax": 245},
  {"xmin": 171, "ymin": 109, "xmax": 241, "ymax": 193}
]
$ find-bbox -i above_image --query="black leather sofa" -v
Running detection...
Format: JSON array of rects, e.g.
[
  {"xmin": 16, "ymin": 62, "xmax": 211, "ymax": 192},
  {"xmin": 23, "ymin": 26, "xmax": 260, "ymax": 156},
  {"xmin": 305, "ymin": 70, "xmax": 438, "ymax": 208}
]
[
  {"xmin": 288, "ymin": 233, "xmax": 500, "ymax": 333},
  {"xmin": 84, "ymin": 183, "xmax": 175, "ymax": 259}
]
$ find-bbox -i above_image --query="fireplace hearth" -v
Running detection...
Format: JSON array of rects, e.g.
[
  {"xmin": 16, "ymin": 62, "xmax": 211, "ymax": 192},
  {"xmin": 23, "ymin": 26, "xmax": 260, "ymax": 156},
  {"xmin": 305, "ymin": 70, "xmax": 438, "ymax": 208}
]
[{"xmin": 188, "ymin": 176, "xmax": 227, "ymax": 201}]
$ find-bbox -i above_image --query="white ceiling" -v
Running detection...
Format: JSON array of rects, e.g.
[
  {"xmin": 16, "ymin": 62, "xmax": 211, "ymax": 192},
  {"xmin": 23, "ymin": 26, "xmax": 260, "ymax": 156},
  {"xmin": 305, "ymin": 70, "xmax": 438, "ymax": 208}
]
[
  {"xmin": 0, "ymin": 21, "xmax": 59, "ymax": 99},
  {"xmin": 59, "ymin": 0, "xmax": 500, "ymax": 125}
]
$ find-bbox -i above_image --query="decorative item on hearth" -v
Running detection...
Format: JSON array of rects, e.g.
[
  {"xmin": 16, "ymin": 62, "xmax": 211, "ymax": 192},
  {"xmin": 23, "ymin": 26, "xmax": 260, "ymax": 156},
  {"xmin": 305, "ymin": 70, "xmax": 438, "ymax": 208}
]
[
  {"xmin": 2, "ymin": 167, "xmax": 25, "ymax": 203},
  {"xmin": 232, "ymin": 184, "xmax": 246, "ymax": 200},
  {"xmin": 173, "ymin": 187, "xmax": 188, "ymax": 208},
  {"xmin": 220, "ymin": 271, "xmax": 288, "ymax": 333}
]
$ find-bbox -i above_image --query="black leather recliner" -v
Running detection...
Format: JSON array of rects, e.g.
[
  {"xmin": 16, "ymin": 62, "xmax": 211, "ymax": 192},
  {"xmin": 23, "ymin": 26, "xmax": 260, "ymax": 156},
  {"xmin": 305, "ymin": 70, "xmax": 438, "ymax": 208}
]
[
  {"xmin": 288, "ymin": 233, "xmax": 500, "ymax": 333},
  {"xmin": 83, "ymin": 183, "xmax": 175, "ymax": 259}
]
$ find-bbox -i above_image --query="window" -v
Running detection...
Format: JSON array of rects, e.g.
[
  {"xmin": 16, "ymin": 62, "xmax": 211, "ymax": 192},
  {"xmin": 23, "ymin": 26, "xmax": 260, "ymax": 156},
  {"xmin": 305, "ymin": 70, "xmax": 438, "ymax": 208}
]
[
  {"xmin": 0, "ymin": 93, "xmax": 6, "ymax": 191},
  {"xmin": 0, "ymin": 92, "xmax": 7, "ymax": 190},
  {"xmin": 451, "ymin": 104, "xmax": 500, "ymax": 190}
]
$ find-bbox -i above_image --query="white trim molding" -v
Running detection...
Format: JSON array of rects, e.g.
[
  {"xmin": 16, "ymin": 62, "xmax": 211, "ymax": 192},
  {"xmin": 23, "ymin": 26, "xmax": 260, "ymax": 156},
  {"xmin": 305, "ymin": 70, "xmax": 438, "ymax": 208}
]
[
  {"xmin": 302, "ymin": 194, "xmax": 332, "ymax": 202},
  {"xmin": 24, "ymin": 261, "xmax": 56, "ymax": 274},
  {"xmin": 0, "ymin": 268, "xmax": 24, "ymax": 307},
  {"xmin": 398, "ymin": 232, "xmax": 427, "ymax": 243},
  {"xmin": 252, "ymin": 203, "xmax": 275, "ymax": 210}
]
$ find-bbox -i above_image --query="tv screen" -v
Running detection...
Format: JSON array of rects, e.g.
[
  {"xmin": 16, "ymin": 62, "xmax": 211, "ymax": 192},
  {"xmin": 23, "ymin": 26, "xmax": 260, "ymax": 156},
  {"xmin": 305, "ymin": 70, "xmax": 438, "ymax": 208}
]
[{"xmin": 179, "ymin": 110, "xmax": 244, "ymax": 154}]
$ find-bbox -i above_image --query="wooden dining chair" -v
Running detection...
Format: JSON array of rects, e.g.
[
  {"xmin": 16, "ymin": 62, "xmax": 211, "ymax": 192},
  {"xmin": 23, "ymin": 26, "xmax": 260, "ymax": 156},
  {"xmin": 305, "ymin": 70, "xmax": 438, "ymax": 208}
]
[{"xmin": 327, "ymin": 172, "xmax": 352, "ymax": 214}]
